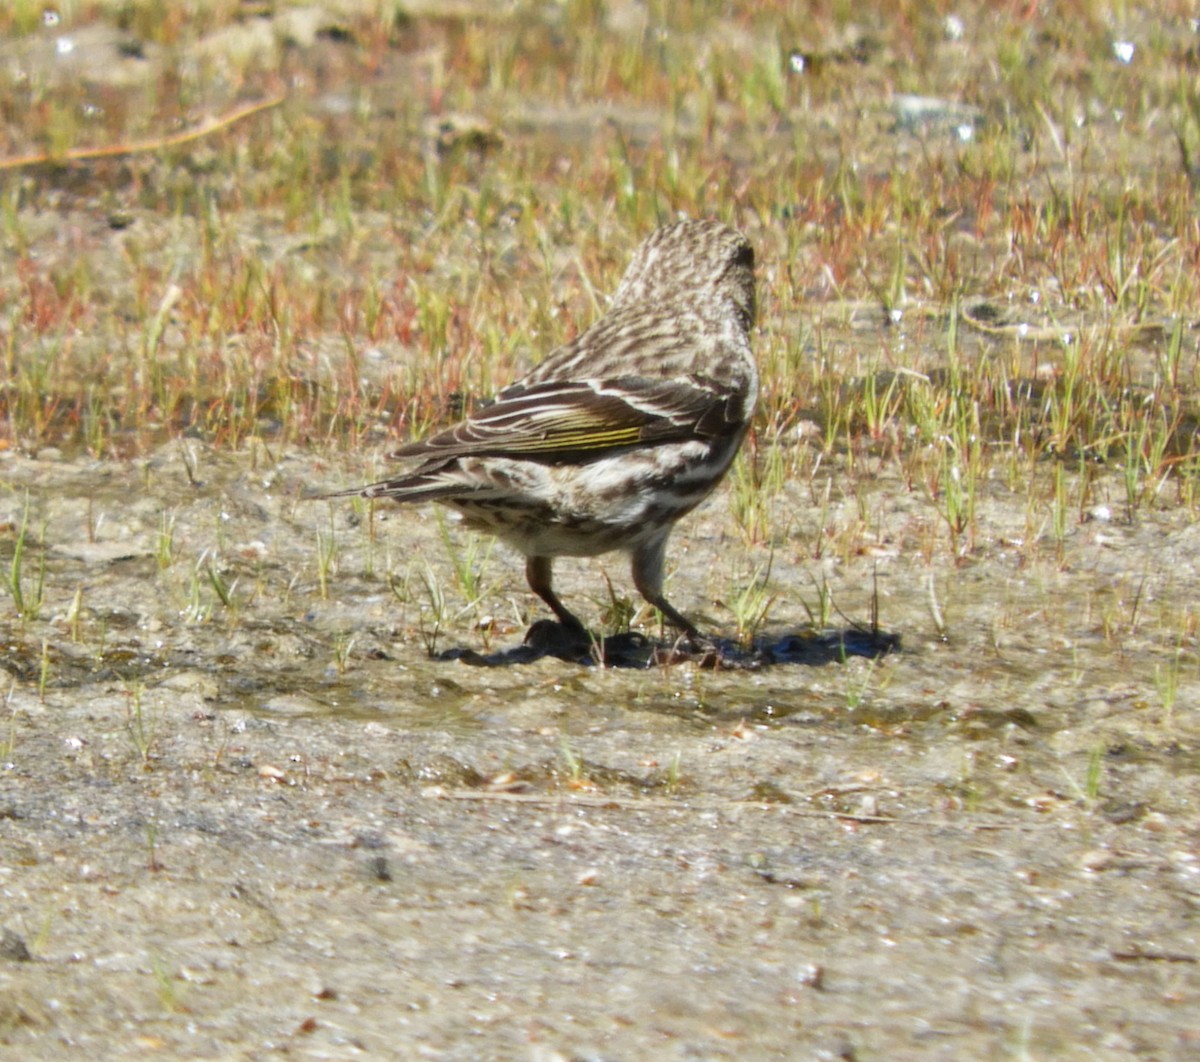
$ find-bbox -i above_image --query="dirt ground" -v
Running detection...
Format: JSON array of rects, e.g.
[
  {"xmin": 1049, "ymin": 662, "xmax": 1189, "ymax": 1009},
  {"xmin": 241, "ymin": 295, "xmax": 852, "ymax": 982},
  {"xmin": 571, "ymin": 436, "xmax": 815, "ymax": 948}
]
[
  {"xmin": 2, "ymin": 2, "xmax": 1200, "ymax": 1060},
  {"xmin": 0, "ymin": 442, "xmax": 1197, "ymax": 1059}
]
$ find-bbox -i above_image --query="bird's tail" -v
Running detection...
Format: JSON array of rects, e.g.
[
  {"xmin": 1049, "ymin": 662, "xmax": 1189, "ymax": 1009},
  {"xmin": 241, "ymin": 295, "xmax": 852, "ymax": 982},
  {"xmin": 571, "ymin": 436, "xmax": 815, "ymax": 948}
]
[{"xmin": 311, "ymin": 473, "xmax": 470, "ymax": 506}]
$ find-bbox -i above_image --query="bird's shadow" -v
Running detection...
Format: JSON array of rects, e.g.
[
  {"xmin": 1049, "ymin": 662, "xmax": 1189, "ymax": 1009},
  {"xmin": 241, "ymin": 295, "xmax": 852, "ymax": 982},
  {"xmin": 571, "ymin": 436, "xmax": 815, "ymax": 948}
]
[{"xmin": 437, "ymin": 621, "xmax": 900, "ymax": 670}]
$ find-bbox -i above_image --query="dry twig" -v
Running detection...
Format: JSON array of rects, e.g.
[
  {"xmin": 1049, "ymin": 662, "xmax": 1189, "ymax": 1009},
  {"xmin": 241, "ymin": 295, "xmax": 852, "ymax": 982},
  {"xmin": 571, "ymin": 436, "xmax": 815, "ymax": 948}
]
[{"xmin": 0, "ymin": 93, "xmax": 285, "ymax": 172}]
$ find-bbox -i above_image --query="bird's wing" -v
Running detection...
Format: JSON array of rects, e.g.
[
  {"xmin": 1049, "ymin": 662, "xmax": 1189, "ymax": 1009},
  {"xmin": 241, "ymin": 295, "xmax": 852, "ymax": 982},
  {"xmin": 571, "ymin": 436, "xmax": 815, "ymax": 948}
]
[{"xmin": 391, "ymin": 375, "xmax": 743, "ymax": 465}]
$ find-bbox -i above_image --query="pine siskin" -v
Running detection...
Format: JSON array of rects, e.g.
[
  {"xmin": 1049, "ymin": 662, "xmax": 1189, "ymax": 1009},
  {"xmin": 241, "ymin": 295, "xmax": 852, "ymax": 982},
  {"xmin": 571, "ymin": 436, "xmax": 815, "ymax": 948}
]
[{"xmin": 329, "ymin": 218, "xmax": 757, "ymax": 642}]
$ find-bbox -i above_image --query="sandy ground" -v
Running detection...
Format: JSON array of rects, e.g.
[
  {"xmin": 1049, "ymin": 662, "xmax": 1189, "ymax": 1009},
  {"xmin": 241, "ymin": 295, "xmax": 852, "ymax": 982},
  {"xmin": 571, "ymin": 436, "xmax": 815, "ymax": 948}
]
[{"xmin": 1, "ymin": 444, "xmax": 1198, "ymax": 1059}]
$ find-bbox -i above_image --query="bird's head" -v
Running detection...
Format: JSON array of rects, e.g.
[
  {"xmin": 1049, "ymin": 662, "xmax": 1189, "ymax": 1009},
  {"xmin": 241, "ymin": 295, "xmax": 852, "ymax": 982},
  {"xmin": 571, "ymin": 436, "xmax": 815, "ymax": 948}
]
[{"xmin": 611, "ymin": 219, "xmax": 756, "ymax": 333}]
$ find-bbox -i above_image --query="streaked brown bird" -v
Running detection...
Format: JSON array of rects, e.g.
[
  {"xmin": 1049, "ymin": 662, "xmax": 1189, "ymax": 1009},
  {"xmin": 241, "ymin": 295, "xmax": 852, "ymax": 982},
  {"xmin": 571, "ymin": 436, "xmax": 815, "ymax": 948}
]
[{"xmin": 330, "ymin": 218, "xmax": 757, "ymax": 642}]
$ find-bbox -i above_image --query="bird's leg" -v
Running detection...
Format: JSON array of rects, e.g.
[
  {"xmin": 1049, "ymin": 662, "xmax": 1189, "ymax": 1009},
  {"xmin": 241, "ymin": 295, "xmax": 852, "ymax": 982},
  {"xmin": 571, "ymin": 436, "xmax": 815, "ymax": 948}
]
[
  {"xmin": 631, "ymin": 533, "xmax": 702, "ymax": 642},
  {"xmin": 525, "ymin": 555, "xmax": 587, "ymax": 636}
]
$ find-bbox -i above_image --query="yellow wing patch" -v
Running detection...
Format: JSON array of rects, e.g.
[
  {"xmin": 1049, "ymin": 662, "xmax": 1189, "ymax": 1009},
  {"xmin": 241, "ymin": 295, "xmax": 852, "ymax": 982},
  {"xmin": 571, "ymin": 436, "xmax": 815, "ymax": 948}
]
[{"xmin": 498, "ymin": 425, "xmax": 644, "ymax": 454}]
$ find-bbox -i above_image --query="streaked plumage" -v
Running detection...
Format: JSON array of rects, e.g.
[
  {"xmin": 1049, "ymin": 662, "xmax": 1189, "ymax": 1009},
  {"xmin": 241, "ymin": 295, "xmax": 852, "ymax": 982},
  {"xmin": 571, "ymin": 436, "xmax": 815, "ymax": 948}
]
[{"xmin": 330, "ymin": 218, "xmax": 757, "ymax": 641}]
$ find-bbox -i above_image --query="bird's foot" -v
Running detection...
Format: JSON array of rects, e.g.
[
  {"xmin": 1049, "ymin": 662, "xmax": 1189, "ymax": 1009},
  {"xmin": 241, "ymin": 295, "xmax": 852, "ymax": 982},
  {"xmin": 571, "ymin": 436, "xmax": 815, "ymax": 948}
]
[{"xmin": 650, "ymin": 630, "xmax": 737, "ymax": 668}]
